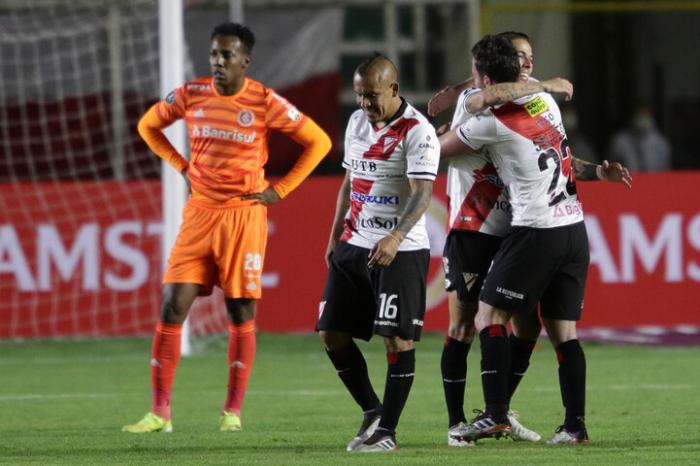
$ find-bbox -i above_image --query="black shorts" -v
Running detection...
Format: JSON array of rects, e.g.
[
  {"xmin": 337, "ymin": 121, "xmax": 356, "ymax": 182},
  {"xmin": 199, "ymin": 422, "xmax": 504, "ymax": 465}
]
[
  {"xmin": 316, "ymin": 241, "xmax": 430, "ymax": 341},
  {"xmin": 442, "ymin": 230, "xmax": 503, "ymax": 303},
  {"xmin": 480, "ymin": 221, "xmax": 589, "ymax": 320}
]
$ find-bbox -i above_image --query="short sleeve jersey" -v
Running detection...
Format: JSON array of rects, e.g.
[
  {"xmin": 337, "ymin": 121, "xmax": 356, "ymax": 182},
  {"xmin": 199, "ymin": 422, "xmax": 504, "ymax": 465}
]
[
  {"xmin": 446, "ymin": 88, "xmax": 512, "ymax": 237},
  {"xmin": 341, "ymin": 100, "xmax": 440, "ymax": 251},
  {"xmin": 456, "ymin": 92, "xmax": 584, "ymax": 228},
  {"xmin": 154, "ymin": 77, "xmax": 306, "ymax": 203}
]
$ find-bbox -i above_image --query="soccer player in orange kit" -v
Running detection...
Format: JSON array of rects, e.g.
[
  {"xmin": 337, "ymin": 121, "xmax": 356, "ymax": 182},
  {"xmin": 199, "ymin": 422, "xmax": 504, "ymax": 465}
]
[{"xmin": 123, "ymin": 22, "xmax": 332, "ymax": 433}]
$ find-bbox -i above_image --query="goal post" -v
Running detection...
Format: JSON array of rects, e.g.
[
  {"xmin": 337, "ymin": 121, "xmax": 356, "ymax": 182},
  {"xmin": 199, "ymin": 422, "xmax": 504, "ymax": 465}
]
[{"xmin": 157, "ymin": 0, "xmax": 191, "ymax": 355}]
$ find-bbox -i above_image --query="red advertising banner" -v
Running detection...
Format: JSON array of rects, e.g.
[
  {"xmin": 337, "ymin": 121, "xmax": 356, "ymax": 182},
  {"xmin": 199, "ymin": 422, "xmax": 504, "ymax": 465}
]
[{"xmin": 1, "ymin": 172, "xmax": 699, "ymax": 338}]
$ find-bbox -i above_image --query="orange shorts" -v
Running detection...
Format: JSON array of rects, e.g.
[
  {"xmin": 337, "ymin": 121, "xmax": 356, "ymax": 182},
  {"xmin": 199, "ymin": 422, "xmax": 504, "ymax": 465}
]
[{"xmin": 163, "ymin": 199, "xmax": 268, "ymax": 299}]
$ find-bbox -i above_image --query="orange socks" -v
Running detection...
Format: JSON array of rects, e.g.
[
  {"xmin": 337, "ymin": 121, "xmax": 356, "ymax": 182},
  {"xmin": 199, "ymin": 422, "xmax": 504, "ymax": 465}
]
[
  {"xmin": 223, "ymin": 320, "xmax": 256, "ymax": 415},
  {"xmin": 150, "ymin": 322, "xmax": 182, "ymax": 420}
]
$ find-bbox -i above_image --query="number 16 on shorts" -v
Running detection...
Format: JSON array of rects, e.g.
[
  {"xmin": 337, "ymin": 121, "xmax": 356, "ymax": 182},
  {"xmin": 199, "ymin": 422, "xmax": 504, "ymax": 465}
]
[{"xmin": 378, "ymin": 293, "xmax": 398, "ymax": 319}]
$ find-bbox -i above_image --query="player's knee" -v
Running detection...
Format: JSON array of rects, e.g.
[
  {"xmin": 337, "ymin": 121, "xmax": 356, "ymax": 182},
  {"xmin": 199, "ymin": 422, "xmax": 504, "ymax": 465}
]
[
  {"xmin": 225, "ymin": 298, "xmax": 256, "ymax": 324},
  {"xmin": 318, "ymin": 330, "xmax": 351, "ymax": 350},
  {"xmin": 512, "ymin": 317, "xmax": 542, "ymax": 341},
  {"xmin": 383, "ymin": 336, "xmax": 413, "ymax": 352},
  {"xmin": 449, "ymin": 300, "xmax": 477, "ymax": 341},
  {"xmin": 448, "ymin": 323, "xmax": 475, "ymax": 342},
  {"xmin": 543, "ymin": 319, "xmax": 578, "ymax": 346},
  {"xmin": 160, "ymin": 299, "xmax": 188, "ymax": 324}
]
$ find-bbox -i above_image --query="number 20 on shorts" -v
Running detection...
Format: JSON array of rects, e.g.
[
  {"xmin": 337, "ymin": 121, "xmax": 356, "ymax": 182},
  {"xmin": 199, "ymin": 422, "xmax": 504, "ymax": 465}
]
[{"xmin": 243, "ymin": 253, "xmax": 262, "ymax": 271}]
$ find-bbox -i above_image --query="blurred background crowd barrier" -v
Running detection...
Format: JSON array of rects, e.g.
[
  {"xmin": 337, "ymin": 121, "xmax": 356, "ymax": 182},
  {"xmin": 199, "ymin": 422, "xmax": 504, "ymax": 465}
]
[{"xmin": 1, "ymin": 0, "xmax": 699, "ymax": 341}]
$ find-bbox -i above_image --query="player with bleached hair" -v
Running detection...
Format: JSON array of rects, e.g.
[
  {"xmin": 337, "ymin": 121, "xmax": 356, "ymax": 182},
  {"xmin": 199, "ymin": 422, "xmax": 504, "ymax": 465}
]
[{"xmin": 317, "ymin": 53, "xmax": 439, "ymax": 452}]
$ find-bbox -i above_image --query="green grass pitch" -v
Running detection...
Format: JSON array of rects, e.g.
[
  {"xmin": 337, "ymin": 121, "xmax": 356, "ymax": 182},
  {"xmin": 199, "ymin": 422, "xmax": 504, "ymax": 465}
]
[{"xmin": 1, "ymin": 334, "xmax": 699, "ymax": 465}]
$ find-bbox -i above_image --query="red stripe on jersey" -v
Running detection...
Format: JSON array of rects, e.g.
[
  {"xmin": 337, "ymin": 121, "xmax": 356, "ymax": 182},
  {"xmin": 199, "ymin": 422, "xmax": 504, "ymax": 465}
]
[
  {"xmin": 492, "ymin": 101, "xmax": 573, "ymax": 182},
  {"xmin": 363, "ymin": 118, "xmax": 420, "ymax": 160},
  {"xmin": 341, "ymin": 177, "xmax": 374, "ymax": 242},
  {"xmin": 451, "ymin": 162, "xmax": 504, "ymax": 231},
  {"xmin": 491, "ymin": 101, "xmax": 562, "ymax": 149}
]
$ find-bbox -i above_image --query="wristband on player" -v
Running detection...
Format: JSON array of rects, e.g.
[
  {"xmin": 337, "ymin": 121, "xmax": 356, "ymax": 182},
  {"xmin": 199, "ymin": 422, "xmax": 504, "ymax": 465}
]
[
  {"xmin": 388, "ymin": 231, "xmax": 404, "ymax": 245},
  {"xmin": 595, "ymin": 165, "xmax": 605, "ymax": 180}
]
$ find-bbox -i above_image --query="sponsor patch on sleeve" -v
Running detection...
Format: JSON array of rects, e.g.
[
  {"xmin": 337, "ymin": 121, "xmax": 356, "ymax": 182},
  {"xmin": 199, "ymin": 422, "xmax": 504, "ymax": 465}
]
[{"xmin": 525, "ymin": 97, "xmax": 548, "ymax": 117}]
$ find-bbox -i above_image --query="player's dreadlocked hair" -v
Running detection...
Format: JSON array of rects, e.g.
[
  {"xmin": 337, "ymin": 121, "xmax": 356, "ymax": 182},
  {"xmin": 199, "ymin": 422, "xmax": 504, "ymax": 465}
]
[
  {"xmin": 471, "ymin": 34, "xmax": 520, "ymax": 84},
  {"xmin": 211, "ymin": 22, "xmax": 256, "ymax": 55}
]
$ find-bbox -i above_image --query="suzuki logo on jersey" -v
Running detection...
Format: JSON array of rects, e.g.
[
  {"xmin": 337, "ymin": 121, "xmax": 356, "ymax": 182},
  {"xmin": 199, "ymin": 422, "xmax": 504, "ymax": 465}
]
[
  {"xmin": 473, "ymin": 168, "xmax": 505, "ymax": 188},
  {"xmin": 358, "ymin": 216, "xmax": 398, "ymax": 229},
  {"xmin": 191, "ymin": 125, "xmax": 256, "ymax": 143},
  {"xmin": 351, "ymin": 159, "xmax": 377, "ymax": 172},
  {"xmin": 351, "ymin": 191, "xmax": 399, "ymax": 205}
]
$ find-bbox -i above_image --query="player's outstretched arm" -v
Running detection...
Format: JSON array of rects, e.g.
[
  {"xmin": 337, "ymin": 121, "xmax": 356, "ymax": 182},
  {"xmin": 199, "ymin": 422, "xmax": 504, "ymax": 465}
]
[
  {"xmin": 137, "ymin": 104, "xmax": 189, "ymax": 173},
  {"xmin": 573, "ymin": 157, "xmax": 632, "ymax": 188},
  {"xmin": 243, "ymin": 119, "xmax": 332, "ymax": 205},
  {"xmin": 368, "ymin": 178, "xmax": 433, "ymax": 269},
  {"xmin": 465, "ymin": 78, "xmax": 573, "ymax": 114},
  {"xmin": 427, "ymin": 77, "xmax": 475, "ymax": 117},
  {"xmin": 438, "ymin": 128, "xmax": 478, "ymax": 160},
  {"xmin": 325, "ymin": 170, "xmax": 351, "ymax": 267}
]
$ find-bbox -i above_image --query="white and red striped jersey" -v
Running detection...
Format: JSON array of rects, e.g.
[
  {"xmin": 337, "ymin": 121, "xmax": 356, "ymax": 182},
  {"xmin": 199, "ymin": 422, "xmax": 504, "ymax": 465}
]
[
  {"xmin": 446, "ymin": 88, "xmax": 512, "ymax": 237},
  {"xmin": 341, "ymin": 100, "xmax": 440, "ymax": 251},
  {"xmin": 457, "ymin": 92, "xmax": 584, "ymax": 228}
]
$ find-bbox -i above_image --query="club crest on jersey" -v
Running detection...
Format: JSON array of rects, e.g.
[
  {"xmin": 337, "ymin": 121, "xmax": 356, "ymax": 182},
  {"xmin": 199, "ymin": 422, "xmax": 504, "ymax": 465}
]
[
  {"xmin": 525, "ymin": 97, "xmax": 548, "ymax": 117},
  {"xmin": 237, "ymin": 109, "xmax": 255, "ymax": 127},
  {"xmin": 383, "ymin": 136, "xmax": 398, "ymax": 151}
]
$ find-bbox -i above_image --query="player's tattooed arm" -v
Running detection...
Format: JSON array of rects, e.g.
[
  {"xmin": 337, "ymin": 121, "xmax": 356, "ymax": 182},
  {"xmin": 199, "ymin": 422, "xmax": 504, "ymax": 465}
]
[
  {"xmin": 325, "ymin": 170, "xmax": 351, "ymax": 267},
  {"xmin": 367, "ymin": 179, "xmax": 433, "ymax": 269},
  {"xmin": 427, "ymin": 77, "xmax": 475, "ymax": 117},
  {"xmin": 465, "ymin": 78, "xmax": 573, "ymax": 114},
  {"xmin": 574, "ymin": 158, "xmax": 633, "ymax": 188},
  {"xmin": 393, "ymin": 179, "xmax": 433, "ymax": 241},
  {"xmin": 572, "ymin": 157, "xmax": 600, "ymax": 181}
]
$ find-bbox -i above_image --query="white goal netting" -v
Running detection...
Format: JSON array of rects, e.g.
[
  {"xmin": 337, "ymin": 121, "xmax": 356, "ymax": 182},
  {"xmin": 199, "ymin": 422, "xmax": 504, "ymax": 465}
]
[{"xmin": 0, "ymin": 1, "xmax": 172, "ymax": 338}]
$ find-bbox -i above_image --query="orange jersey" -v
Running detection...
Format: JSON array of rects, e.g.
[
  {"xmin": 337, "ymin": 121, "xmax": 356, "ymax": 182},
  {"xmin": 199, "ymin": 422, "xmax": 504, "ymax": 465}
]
[{"xmin": 152, "ymin": 77, "xmax": 307, "ymax": 204}]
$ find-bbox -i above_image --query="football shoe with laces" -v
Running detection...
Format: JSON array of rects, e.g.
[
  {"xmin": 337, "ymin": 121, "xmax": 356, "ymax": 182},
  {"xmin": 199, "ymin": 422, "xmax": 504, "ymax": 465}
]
[
  {"xmin": 507, "ymin": 410, "xmax": 541, "ymax": 442},
  {"xmin": 346, "ymin": 408, "xmax": 382, "ymax": 452},
  {"xmin": 122, "ymin": 412, "xmax": 172, "ymax": 433},
  {"xmin": 448, "ymin": 410, "xmax": 511, "ymax": 442},
  {"xmin": 448, "ymin": 421, "xmax": 475, "ymax": 447},
  {"xmin": 352, "ymin": 428, "xmax": 398, "ymax": 452},
  {"xmin": 547, "ymin": 424, "xmax": 590, "ymax": 445},
  {"xmin": 219, "ymin": 411, "xmax": 242, "ymax": 431}
]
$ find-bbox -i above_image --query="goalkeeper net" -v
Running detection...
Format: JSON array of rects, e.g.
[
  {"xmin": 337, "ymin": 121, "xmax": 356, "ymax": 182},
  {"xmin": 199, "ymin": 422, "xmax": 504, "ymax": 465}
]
[{"xmin": 0, "ymin": 0, "xmax": 216, "ymax": 339}]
